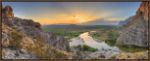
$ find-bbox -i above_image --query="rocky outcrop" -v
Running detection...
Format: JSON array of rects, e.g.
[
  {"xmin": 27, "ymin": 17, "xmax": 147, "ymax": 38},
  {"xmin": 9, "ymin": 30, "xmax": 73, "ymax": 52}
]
[
  {"xmin": 116, "ymin": 2, "xmax": 149, "ymax": 47},
  {"xmin": 2, "ymin": 6, "xmax": 71, "ymax": 59},
  {"xmin": 2, "ymin": 5, "xmax": 14, "ymax": 19},
  {"xmin": 2, "ymin": 5, "xmax": 14, "ymax": 26},
  {"xmin": 11, "ymin": 18, "xmax": 70, "ymax": 51},
  {"xmin": 2, "ymin": 48, "xmax": 36, "ymax": 59}
]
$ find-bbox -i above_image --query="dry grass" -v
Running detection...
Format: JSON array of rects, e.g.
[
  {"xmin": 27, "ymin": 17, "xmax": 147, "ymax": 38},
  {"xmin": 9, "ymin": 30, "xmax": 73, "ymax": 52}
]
[{"xmin": 25, "ymin": 37, "xmax": 69, "ymax": 59}]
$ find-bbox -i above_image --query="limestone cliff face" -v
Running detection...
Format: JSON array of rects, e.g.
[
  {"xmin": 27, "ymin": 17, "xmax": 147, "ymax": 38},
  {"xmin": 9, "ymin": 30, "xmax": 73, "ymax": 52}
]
[
  {"xmin": 2, "ymin": 6, "xmax": 71, "ymax": 59},
  {"xmin": 116, "ymin": 2, "xmax": 149, "ymax": 47},
  {"xmin": 137, "ymin": 2, "xmax": 149, "ymax": 21}
]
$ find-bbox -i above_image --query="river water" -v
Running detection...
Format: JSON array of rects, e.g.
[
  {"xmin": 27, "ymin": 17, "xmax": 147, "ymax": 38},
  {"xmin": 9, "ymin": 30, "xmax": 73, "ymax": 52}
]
[{"xmin": 69, "ymin": 32, "xmax": 120, "ymax": 58}]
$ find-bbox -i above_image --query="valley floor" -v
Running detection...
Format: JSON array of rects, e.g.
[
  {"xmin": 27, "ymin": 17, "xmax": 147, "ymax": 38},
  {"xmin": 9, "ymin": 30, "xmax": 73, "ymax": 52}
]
[{"xmin": 68, "ymin": 31, "xmax": 148, "ymax": 59}]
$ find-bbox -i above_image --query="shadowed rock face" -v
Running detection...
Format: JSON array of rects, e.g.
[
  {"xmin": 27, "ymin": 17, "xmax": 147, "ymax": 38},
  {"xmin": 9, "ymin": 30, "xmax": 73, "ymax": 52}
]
[
  {"xmin": 2, "ymin": 5, "xmax": 14, "ymax": 26},
  {"xmin": 116, "ymin": 2, "xmax": 149, "ymax": 47},
  {"xmin": 2, "ymin": 5, "xmax": 14, "ymax": 19},
  {"xmin": 2, "ymin": 6, "xmax": 71, "ymax": 59}
]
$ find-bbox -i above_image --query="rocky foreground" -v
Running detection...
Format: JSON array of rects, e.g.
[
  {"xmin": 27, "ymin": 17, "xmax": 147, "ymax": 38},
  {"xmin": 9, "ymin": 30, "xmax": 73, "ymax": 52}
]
[{"xmin": 2, "ymin": 5, "xmax": 72, "ymax": 59}]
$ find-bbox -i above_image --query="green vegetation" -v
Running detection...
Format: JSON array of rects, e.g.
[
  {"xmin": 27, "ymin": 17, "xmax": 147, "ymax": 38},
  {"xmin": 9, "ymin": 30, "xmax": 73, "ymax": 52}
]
[
  {"xmin": 91, "ymin": 29, "xmax": 119, "ymax": 46},
  {"xmin": 110, "ymin": 55, "xmax": 116, "ymax": 59},
  {"xmin": 118, "ymin": 45, "xmax": 148, "ymax": 52},
  {"xmin": 42, "ymin": 25, "xmax": 120, "ymax": 41},
  {"xmin": 105, "ymin": 30, "xmax": 119, "ymax": 46},
  {"xmin": 42, "ymin": 28, "xmax": 65, "ymax": 36},
  {"xmin": 90, "ymin": 32, "xmax": 102, "ymax": 40},
  {"xmin": 43, "ymin": 26, "xmax": 120, "ymax": 47},
  {"xmin": 42, "ymin": 28, "xmax": 84, "ymax": 39},
  {"xmin": 77, "ymin": 44, "xmax": 98, "ymax": 52},
  {"xmin": 65, "ymin": 31, "xmax": 83, "ymax": 39}
]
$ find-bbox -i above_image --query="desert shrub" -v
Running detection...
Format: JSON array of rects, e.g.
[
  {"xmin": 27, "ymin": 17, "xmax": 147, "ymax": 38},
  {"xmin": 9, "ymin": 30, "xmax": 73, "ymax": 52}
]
[
  {"xmin": 118, "ymin": 45, "xmax": 148, "ymax": 52},
  {"xmin": 110, "ymin": 55, "xmax": 116, "ymax": 59},
  {"xmin": 42, "ymin": 28, "xmax": 83, "ymax": 39},
  {"xmin": 43, "ymin": 29, "xmax": 66, "ymax": 36},
  {"xmin": 105, "ymin": 30, "xmax": 119, "ymax": 46},
  {"xmin": 105, "ymin": 39, "xmax": 116, "ymax": 46},
  {"xmin": 77, "ymin": 44, "xmax": 98, "ymax": 52},
  {"xmin": 9, "ymin": 31, "xmax": 23, "ymax": 49},
  {"xmin": 91, "ymin": 33, "xmax": 104, "ymax": 41},
  {"xmin": 25, "ymin": 37, "xmax": 68, "ymax": 59},
  {"xmin": 66, "ymin": 32, "xmax": 80, "ymax": 39}
]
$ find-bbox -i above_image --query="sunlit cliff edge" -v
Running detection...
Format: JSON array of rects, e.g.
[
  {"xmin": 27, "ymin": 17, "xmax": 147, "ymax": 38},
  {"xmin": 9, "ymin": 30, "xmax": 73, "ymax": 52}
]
[{"xmin": 116, "ymin": 2, "xmax": 149, "ymax": 47}]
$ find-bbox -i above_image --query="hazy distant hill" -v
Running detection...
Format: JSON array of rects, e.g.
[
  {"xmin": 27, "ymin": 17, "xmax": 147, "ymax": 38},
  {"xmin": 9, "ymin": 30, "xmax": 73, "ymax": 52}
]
[
  {"xmin": 79, "ymin": 18, "xmax": 119, "ymax": 25},
  {"xmin": 119, "ymin": 16, "xmax": 134, "ymax": 26},
  {"xmin": 42, "ymin": 24, "xmax": 119, "ymax": 29}
]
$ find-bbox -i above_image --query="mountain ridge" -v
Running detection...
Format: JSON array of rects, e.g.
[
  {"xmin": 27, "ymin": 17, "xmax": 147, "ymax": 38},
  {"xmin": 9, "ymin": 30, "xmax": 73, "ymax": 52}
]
[{"xmin": 79, "ymin": 18, "xmax": 119, "ymax": 25}]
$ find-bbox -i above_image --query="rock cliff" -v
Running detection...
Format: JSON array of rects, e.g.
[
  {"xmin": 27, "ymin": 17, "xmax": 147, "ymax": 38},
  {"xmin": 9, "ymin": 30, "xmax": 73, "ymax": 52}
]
[
  {"xmin": 2, "ymin": 5, "xmax": 71, "ymax": 59},
  {"xmin": 116, "ymin": 2, "xmax": 149, "ymax": 47}
]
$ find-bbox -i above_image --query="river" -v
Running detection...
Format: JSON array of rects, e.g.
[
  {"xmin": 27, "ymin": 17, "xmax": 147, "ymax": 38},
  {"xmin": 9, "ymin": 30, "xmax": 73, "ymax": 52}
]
[{"xmin": 69, "ymin": 32, "xmax": 120, "ymax": 59}]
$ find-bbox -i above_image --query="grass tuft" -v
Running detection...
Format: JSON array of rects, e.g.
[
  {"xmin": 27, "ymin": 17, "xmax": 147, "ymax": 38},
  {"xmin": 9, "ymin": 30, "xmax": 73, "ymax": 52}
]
[
  {"xmin": 118, "ymin": 45, "xmax": 148, "ymax": 52},
  {"xmin": 77, "ymin": 44, "xmax": 98, "ymax": 52},
  {"xmin": 9, "ymin": 31, "xmax": 23, "ymax": 49}
]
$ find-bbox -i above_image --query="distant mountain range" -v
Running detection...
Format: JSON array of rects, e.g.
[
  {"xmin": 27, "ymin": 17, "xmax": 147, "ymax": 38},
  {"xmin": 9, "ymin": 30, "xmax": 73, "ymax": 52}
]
[
  {"xmin": 42, "ymin": 18, "xmax": 123, "ymax": 29},
  {"xmin": 79, "ymin": 18, "xmax": 119, "ymax": 25},
  {"xmin": 119, "ymin": 16, "xmax": 134, "ymax": 26},
  {"xmin": 42, "ymin": 18, "xmax": 133, "ymax": 29},
  {"xmin": 42, "ymin": 24, "xmax": 119, "ymax": 29}
]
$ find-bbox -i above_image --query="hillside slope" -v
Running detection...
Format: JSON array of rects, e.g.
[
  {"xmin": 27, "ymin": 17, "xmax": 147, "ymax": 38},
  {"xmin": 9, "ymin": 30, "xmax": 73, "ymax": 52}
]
[
  {"xmin": 116, "ymin": 2, "xmax": 149, "ymax": 47},
  {"xmin": 2, "ymin": 5, "xmax": 71, "ymax": 59}
]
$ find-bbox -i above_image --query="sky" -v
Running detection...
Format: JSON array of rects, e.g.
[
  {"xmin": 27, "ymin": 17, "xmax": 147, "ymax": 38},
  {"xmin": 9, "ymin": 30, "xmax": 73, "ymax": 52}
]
[{"xmin": 2, "ymin": 2, "xmax": 141, "ymax": 25}]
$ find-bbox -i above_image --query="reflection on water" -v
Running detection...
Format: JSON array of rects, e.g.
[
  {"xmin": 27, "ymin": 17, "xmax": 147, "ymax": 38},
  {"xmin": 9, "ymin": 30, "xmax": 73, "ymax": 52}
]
[
  {"xmin": 69, "ymin": 32, "xmax": 120, "ymax": 58},
  {"xmin": 79, "ymin": 32, "xmax": 119, "ymax": 51}
]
